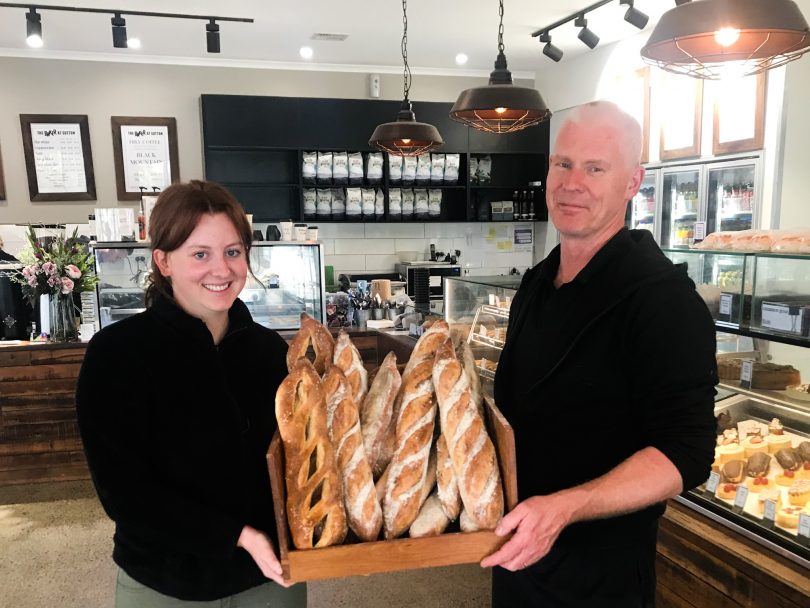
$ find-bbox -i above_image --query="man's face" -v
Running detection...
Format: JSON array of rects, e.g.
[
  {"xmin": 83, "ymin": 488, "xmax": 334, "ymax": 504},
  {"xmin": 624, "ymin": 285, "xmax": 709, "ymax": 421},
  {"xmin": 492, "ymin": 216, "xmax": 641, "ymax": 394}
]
[{"xmin": 546, "ymin": 120, "xmax": 644, "ymax": 241}]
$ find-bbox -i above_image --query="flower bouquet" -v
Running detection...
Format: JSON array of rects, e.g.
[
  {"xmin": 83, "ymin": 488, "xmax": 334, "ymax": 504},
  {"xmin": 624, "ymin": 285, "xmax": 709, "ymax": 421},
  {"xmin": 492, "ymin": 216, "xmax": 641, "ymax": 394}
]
[{"xmin": 11, "ymin": 225, "xmax": 98, "ymax": 341}]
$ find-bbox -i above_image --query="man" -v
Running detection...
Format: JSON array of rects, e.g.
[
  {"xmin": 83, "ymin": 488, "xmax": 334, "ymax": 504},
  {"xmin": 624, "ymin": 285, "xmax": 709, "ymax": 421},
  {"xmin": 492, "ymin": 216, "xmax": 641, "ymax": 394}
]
[{"xmin": 482, "ymin": 101, "xmax": 717, "ymax": 607}]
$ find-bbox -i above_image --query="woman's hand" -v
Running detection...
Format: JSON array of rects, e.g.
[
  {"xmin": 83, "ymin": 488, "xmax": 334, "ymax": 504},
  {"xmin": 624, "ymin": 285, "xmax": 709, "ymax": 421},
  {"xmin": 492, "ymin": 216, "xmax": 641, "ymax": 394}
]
[{"xmin": 237, "ymin": 525, "xmax": 293, "ymax": 587}]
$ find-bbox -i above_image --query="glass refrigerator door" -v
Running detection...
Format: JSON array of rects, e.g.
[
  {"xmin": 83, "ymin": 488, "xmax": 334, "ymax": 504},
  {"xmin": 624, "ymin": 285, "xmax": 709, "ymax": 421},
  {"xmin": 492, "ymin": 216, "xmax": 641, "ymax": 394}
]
[
  {"xmin": 660, "ymin": 167, "xmax": 701, "ymax": 248},
  {"xmin": 630, "ymin": 171, "xmax": 657, "ymax": 235},
  {"xmin": 706, "ymin": 161, "xmax": 757, "ymax": 235}
]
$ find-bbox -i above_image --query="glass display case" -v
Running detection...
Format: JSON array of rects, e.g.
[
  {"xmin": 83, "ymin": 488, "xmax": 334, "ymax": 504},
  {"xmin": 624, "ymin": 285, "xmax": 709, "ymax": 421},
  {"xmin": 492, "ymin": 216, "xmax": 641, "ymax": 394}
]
[
  {"xmin": 92, "ymin": 241, "xmax": 325, "ymax": 331},
  {"xmin": 750, "ymin": 254, "xmax": 810, "ymax": 341},
  {"xmin": 629, "ymin": 172, "xmax": 657, "ymax": 233},
  {"xmin": 444, "ymin": 275, "xmax": 520, "ymax": 383}
]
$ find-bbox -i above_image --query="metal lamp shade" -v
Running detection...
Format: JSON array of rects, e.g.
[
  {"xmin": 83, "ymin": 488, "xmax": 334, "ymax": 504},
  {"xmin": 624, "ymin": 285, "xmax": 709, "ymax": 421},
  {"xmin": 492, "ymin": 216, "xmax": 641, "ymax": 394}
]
[
  {"xmin": 369, "ymin": 114, "xmax": 443, "ymax": 157},
  {"xmin": 641, "ymin": 0, "xmax": 810, "ymax": 79},
  {"xmin": 450, "ymin": 84, "xmax": 551, "ymax": 134}
]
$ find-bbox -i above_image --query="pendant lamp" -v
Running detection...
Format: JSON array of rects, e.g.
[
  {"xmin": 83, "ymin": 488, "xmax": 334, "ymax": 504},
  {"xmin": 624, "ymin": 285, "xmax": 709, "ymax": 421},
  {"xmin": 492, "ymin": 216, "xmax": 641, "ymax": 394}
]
[
  {"xmin": 641, "ymin": 0, "xmax": 810, "ymax": 79},
  {"xmin": 369, "ymin": 0, "xmax": 443, "ymax": 157},
  {"xmin": 450, "ymin": 0, "xmax": 551, "ymax": 134}
]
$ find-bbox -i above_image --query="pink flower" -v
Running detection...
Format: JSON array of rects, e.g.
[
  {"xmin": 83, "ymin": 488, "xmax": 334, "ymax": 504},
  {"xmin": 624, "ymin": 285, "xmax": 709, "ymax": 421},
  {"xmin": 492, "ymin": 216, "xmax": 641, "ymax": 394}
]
[
  {"xmin": 66, "ymin": 264, "xmax": 82, "ymax": 279},
  {"xmin": 60, "ymin": 277, "xmax": 74, "ymax": 294},
  {"xmin": 42, "ymin": 261, "xmax": 57, "ymax": 276},
  {"xmin": 27, "ymin": 276, "xmax": 38, "ymax": 287}
]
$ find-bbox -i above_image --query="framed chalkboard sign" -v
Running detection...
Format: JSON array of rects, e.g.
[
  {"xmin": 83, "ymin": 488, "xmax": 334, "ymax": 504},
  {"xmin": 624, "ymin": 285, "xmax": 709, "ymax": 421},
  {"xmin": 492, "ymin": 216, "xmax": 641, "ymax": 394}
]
[
  {"xmin": 20, "ymin": 114, "xmax": 96, "ymax": 201},
  {"xmin": 111, "ymin": 116, "xmax": 179, "ymax": 201}
]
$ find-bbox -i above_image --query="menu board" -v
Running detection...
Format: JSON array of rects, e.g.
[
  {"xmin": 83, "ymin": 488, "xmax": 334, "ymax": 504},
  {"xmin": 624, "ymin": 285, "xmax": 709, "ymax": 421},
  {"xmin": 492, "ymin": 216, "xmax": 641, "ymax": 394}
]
[
  {"xmin": 30, "ymin": 122, "xmax": 87, "ymax": 193},
  {"xmin": 120, "ymin": 125, "xmax": 172, "ymax": 192}
]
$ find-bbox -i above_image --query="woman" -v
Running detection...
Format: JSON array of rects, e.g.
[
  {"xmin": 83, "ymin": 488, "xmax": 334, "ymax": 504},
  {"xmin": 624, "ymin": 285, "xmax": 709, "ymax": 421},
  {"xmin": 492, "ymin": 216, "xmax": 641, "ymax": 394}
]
[{"xmin": 76, "ymin": 180, "xmax": 305, "ymax": 607}]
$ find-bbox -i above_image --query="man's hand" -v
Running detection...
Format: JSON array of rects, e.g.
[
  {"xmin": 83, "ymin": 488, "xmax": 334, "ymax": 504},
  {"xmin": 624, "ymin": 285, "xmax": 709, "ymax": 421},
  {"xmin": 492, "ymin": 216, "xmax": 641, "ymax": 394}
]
[
  {"xmin": 237, "ymin": 525, "xmax": 293, "ymax": 587},
  {"xmin": 480, "ymin": 494, "xmax": 574, "ymax": 571}
]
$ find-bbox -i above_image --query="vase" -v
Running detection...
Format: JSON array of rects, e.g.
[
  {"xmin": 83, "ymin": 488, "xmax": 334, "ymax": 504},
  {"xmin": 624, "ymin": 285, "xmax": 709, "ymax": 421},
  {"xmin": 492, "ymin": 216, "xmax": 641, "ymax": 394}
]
[{"xmin": 49, "ymin": 294, "xmax": 79, "ymax": 342}]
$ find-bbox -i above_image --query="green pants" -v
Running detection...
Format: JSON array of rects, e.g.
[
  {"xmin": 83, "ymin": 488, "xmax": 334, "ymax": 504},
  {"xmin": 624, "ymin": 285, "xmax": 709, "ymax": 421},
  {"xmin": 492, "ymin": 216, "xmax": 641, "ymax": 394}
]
[{"xmin": 115, "ymin": 568, "xmax": 307, "ymax": 608}]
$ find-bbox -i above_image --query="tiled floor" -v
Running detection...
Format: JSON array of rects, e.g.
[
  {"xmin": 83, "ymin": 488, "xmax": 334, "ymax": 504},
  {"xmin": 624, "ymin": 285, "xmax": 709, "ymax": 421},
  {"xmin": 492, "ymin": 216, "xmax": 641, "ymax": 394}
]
[{"xmin": 0, "ymin": 481, "xmax": 491, "ymax": 607}]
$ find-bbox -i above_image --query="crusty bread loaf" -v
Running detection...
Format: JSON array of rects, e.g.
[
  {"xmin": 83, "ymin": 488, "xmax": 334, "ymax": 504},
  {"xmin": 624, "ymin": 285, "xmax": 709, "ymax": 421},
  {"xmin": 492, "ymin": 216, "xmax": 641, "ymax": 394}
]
[
  {"xmin": 403, "ymin": 320, "xmax": 450, "ymax": 377},
  {"xmin": 383, "ymin": 360, "xmax": 437, "ymax": 539},
  {"xmin": 323, "ymin": 366, "xmax": 381, "ymax": 542},
  {"xmin": 375, "ymin": 448, "xmax": 437, "ymax": 508},
  {"xmin": 455, "ymin": 340, "xmax": 483, "ymax": 417},
  {"xmin": 436, "ymin": 434, "xmax": 461, "ymax": 521},
  {"xmin": 409, "ymin": 492, "xmax": 450, "ymax": 538},
  {"xmin": 459, "ymin": 509, "xmax": 479, "ymax": 533},
  {"xmin": 333, "ymin": 329, "xmax": 368, "ymax": 404},
  {"xmin": 433, "ymin": 339, "xmax": 503, "ymax": 530},
  {"xmin": 286, "ymin": 313, "xmax": 335, "ymax": 375},
  {"xmin": 275, "ymin": 359, "xmax": 347, "ymax": 549},
  {"xmin": 360, "ymin": 351, "xmax": 401, "ymax": 475}
]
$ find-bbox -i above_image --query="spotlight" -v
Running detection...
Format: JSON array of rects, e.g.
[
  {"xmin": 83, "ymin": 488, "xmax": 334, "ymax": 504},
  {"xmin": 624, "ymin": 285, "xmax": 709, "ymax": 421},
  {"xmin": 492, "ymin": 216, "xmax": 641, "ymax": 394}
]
[
  {"xmin": 299, "ymin": 46, "xmax": 313, "ymax": 59},
  {"xmin": 111, "ymin": 13, "xmax": 127, "ymax": 48},
  {"xmin": 620, "ymin": 0, "xmax": 649, "ymax": 30},
  {"xmin": 539, "ymin": 32, "xmax": 563, "ymax": 62},
  {"xmin": 206, "ymin": 19, "xmax": 220, "ymax": 53},
  {"xmin": 127, "ymin": 37, "xmax": 141, "ymax": 50},
  {"xmin": 26, "ymin": 8, "xmax": 42, "ymax": 48},
  {"xmin": 575, "ymin": 15, "xmax": 599, "ymax": 49}
]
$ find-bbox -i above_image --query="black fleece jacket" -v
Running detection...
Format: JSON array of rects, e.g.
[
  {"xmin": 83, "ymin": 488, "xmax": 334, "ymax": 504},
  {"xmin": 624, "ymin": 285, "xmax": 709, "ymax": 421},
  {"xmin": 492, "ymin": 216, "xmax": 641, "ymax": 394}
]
[
  {"xmin": 76, "ymin": 295, "xmax": 288, "ymax": 601},
  {"xmin": 494, "ymin": 228, "xmax": 718, "ymax": 546}
]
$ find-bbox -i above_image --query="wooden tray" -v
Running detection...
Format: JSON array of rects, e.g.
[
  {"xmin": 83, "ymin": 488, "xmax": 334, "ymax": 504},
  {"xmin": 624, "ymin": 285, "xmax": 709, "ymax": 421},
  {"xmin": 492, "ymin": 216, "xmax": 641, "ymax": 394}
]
[{"xmin": 266, "ymin": 395, "xmax": 517, "ymax": 582}]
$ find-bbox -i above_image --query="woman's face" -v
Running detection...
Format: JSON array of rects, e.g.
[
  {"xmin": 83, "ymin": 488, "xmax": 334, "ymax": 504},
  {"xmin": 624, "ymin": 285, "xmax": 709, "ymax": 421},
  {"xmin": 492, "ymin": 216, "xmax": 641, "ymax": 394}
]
[{"xmin": 153, "ymin": 213, "xmax": 248, "ymax": 324}]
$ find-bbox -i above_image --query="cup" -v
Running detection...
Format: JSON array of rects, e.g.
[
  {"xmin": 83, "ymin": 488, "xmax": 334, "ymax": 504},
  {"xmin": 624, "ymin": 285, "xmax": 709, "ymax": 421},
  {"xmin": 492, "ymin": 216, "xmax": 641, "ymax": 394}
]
[
  {"xmin": 306, "ymin": 226, "xmax": 319, "ymax": 241},
  {"xmin": 294, "ymin": 223, "xmax": 307, "ymax": 241},
  {"xmin": 279, "ymin": 221, "xmax": 293, "ymax": 242},
  {"xmin": 372, "ymin": 308, "xmax": 384, "ymax": 320},
  {"xmin": 355, "ymin": 308, "xmax": 370, "ymax": 329}
]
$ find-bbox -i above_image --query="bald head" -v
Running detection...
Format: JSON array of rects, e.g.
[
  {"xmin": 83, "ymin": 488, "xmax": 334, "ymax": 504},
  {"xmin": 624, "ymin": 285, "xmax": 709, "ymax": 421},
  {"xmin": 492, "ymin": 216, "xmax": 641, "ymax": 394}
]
[{"xmin": 556, "ymin": 101, "xmax": 642, "ymax": 170}]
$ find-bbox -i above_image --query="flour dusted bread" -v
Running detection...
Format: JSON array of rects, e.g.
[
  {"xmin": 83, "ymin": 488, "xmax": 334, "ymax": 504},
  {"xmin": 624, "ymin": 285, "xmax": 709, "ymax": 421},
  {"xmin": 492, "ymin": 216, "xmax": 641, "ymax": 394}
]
[
  {"xmin": 436, "ymin": 434, "xmax": 461, "ymax": 521},
  {"xmin": 455, "ymin": 340, "xmax": 483, "ymax": 417},
  {"xmin": 275, "ymin": 359, "xmax": 347, "ymax": 549},
  {"xmin": 403, "ymin": 320, "xmax": 450, "ymax": 377},
  {"xmin": 383, "ymin": 359, "xmax": 437, "ymax": 538},
  {"xmin": 286, "ymin": 313, "xmax": 335, "ymax": 375},
  {"xmin": 433, "ymin": 339, "xmax": 503, "ymax": 530},
  {"xmin": 409, "ymin": 492, "xmax": 450, "ymax": 538},
  {"xmin": 333, "ymin": 329, "xmax": 368, "ymax": 405},
  {"xmin": 360, "ymin": 351, "xmax": 401, "ymax": 475},
  {"xmin": 323, "ymin": 366, "xmax": 381, "ymax": 542}
]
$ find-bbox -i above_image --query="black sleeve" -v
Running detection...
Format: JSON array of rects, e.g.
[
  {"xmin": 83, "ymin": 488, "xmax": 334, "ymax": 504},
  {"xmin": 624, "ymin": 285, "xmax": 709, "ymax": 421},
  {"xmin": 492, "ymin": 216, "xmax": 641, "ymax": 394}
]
[
  {"xmin": 75, "ymin": 330, "xmax": 244, "ymax": 559},
  {"xmin": 625, "ymin": 282, "xmax": 718, "ymax": 491}
]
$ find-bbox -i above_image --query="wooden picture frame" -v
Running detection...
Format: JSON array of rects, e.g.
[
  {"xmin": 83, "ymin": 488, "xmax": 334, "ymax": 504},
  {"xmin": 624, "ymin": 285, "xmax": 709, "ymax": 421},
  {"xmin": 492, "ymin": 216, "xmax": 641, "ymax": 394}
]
[
  {"xmin": 20, "ymin": 114, "xmax": 96, "ymax": 201},
  {"xmin": 111, "ymin": 116, "xmax": 179, "ymax": 201},
  {"xmin": 659, "ymin": 76, "xmax": 703, "ymax": 161},
  {"xmin": 0, "ymin": 142, "xmax": 6, "ymax": 201},
  {"xmin": 713, "ymin": 72, "xmax": 766, "ymax": 155}
]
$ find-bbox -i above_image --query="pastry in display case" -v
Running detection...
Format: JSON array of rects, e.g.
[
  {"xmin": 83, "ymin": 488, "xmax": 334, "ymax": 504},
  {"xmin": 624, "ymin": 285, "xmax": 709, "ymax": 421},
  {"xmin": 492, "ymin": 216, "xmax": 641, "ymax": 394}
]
[
  {"xmin": 92, "ymin": 241, "xmax": 325, "ymax": 330},
  {"xmin": 443, "ymin": 276, "xmax": 519, "ymax": 383}
]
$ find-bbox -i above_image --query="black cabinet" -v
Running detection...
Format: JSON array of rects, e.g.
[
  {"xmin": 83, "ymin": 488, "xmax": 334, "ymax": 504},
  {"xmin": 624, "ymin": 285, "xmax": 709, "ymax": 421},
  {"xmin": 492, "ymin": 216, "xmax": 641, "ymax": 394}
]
[{"xmin": 201, "ymin": 94, "xmax": 549, "ymax": 222}]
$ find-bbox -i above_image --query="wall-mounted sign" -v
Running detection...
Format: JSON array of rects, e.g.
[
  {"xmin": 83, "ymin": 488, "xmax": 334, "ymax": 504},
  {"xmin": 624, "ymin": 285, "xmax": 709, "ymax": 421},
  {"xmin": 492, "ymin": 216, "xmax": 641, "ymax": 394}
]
[
  {"xmin": 20, "ymin": 114, "xmax": 96, "ymax": 201},
  {"xmin": 111, "ymin": 116, "xmax": 179, "ymax": 201},
  {"xmin": 658, "ymin": 74, "xmax": 703, "ymax": 161}
]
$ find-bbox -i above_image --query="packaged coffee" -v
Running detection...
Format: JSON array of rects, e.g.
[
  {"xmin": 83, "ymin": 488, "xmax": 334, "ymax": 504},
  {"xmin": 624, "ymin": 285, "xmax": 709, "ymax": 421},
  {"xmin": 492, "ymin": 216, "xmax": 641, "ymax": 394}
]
[
  {"xmin": 331, "ymin": 188, "xmax": 347, "ymax": 221},
  {"xmin": 317, "ymin": 152, "xmax": 333, "ymax": 184},
  {"xmin": 366, "ymin": 152, "xmax": 384, "ymax": 186},
  {"xmin": 389, "ymin": 154, "xmax": 403, "ymax": 184},
  {"xmin": 348, "ymin": 152, "xmax": 364, "ymax": 185},
  {"xmin": 444, "ymin": 154, "xmax": 460, "ymax": 184},
  {"xmin": 332, "ymin": 151, "xmax": 349, "ymax": 185},
  {"xmin": 476, "ymin": 155, "xmax": 492, "ymax": 184},
  {"xmin": 428, "ymin": 189, "xmax": 443, "ymax": 218},
  {"xmin": 316, "ymin": 189, "xmax": 332, "ymax": 217},
  {"xmin": 346, "ymin": 188, "xmax": 362, "ymax": 218},
  {"xmin": 401, "ymin": 189, "xmax": 415, "ymax": 220},
  {"xmin": 416, "ymin": 154, "xmax": 432, "ymax": 185},
  {"xmin": 303, "ymin": 188, "xmax": 317, "ymax": 220},
  {"xmin": 388, "ymin": 189, "xmax": 402, "ymax": 219},
  {"xmin": 402, "ymin": 156, "xmax": 417, "ymax": 186},
  {"xmin": 302, "ymin": 152, "xmax": 317, "ymax": 185},
  {"xmin": 415, "ymin": 189, "xmax": 430, "ymax": 220},
  {"xmin": 361, "ymin": 188, "xmax": 376, "ymax": 219},
  {"xmin": 430, "ymin": 154, "xmax": 445, "ymax": 184},
  {"xmin": 375, "ymin": 188, "xmax": 385, "ymax": 220}
]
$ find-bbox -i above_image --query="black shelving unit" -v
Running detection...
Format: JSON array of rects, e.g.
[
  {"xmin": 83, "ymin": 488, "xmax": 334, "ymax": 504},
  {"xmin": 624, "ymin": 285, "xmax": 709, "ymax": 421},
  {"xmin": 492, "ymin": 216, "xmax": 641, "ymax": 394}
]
[{"xmin": 200, "ymin": 94, "xmax": 549, "ymax": 223}]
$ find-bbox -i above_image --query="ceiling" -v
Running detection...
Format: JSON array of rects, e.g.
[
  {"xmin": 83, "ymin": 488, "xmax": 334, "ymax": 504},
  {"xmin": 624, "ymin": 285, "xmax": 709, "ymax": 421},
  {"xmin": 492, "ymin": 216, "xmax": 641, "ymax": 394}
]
[{"xmin": 0, "ymin": 1, "xmax": 676, "ymax": 75}]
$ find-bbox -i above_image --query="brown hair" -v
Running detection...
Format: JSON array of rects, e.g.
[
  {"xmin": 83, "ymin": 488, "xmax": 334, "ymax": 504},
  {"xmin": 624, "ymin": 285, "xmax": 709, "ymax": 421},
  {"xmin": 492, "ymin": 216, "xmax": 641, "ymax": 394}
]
[{"xmin": 145, "ymin": 180, "xmax": 253, "ymax": 306}]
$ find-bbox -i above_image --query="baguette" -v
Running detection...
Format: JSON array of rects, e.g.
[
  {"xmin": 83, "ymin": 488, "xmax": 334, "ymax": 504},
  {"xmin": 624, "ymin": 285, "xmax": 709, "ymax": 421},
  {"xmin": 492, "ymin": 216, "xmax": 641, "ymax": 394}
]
[
  {"xmin": 275, "ymin": 359, "xmax": 347, "ymax": 549},
  {"xmin": 436, "ymin": 434, "xmax": 461, "ymax": 521},
  {"xmin": 323, "ymin": 366, "xmax": 381, "ymax": 542},
  {"xmin": 409, "ymin": 492, "xmax": 450, "ymax": 538},
  {"xmin": 286, "ymin": 313, "xmax": 335, "ymax": 375},
  {"xmin": 433, "ymin": 339, "xmax": 503, "ymax": 530},
  {"xmin": 360, "ymin": 351, "xmax": 401, "ymax": 475},
  {"xmin": 375, "ymin": 448, "xmax": 437, "ymax": 508},
  {"xmin": 333, "ymin": 329, "xmax": 368, "ymax": 405},
  {"xmin": 402, "ymin": 320, "xmax": 450, "ymax": 377},
  {"xmin": 383, "ymin": 360, "xmax": 437, "ymax": 539},
  {"xmin": 455, "ymin": 340, "xmax": 483, "ymax": 417}
]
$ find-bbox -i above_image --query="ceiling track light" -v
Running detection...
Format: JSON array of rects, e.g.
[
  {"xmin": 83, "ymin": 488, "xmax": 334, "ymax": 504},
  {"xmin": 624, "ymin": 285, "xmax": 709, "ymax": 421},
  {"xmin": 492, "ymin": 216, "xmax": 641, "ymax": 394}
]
[
  {"xmin": 620, "ymin": 0, "xmax": 649, "ymax": 30},
  {"xmin": 369, "ymin": 0, "xmax": 443, "ymax": 156},
  {"xmin": 641, "ymin": 0, "xmax": 810, "ymax": 79},
  {"xmin": 450, "ymin": 0, "xmax": 551, "ymax": 134},
  {"xmin": 539, "ymin": 32, "xmax": 563, "ymax": 62},
  {"xmin": 574, "ymin": 15, "xmax": 600, "ymax": 49},
  {"xmin": 0, "ymin": 3, "xmax": 253, "ymax": 52}
]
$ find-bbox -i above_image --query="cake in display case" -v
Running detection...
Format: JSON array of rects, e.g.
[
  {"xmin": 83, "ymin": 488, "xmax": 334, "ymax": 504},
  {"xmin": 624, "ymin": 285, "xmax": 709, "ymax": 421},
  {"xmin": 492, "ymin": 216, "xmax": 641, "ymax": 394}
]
[{"xmin": 92, "ymin": 241, "xmax": 325, "ymax": 330}]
